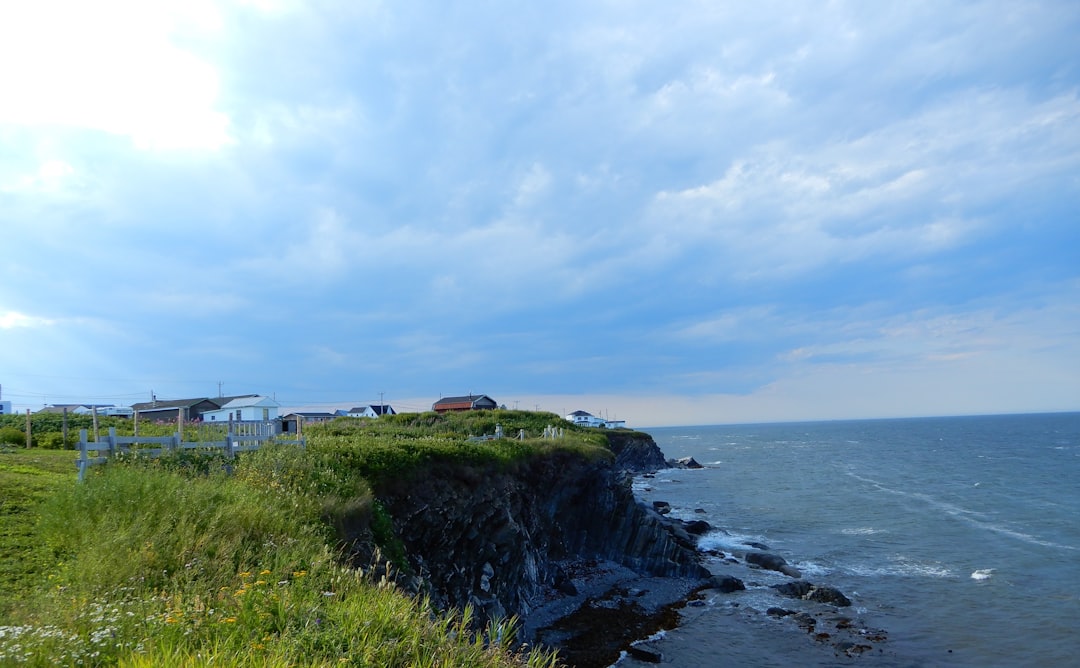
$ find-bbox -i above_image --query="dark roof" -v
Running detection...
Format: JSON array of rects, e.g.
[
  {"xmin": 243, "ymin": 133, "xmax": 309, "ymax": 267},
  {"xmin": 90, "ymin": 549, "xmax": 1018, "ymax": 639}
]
[
  {"xmin": 568, "ymin": 410, "xmax": 594, "ymax": 417},
  {"xmin": 432, "ymin": 394, "xmax": 497, "ymax": 410},
  {"xmin": 131, "ymin": 395, "xmax": 258, "ymax": 412},
  {"xmin": 131, "ymin": 398, "xmax": 215, "ymax": 411},
  {"xmin": 283, "ymin": 412, "xmax": 336, "ymax": 419}
]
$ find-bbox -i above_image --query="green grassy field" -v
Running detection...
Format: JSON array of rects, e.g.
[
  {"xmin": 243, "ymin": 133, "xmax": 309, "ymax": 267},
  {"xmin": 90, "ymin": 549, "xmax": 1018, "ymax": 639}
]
[{"xmin": 0, "ymin": 411, "xmax": 589, "ymax": 666}]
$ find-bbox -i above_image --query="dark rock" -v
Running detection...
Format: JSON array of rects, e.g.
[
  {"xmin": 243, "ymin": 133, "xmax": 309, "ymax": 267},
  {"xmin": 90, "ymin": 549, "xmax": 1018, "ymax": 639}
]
[
  {"xmin": 652, "ymin": 500, "xmax": 672, "ymax": 515},
  {"xmin": 745, "ymin": 552, "xmax": 802, "ymax": 578},
  {"xmin": 742, "ymin": 541, "xmax": 771, "ymax": 550},
  {"xmin": 627, "ymin": 645, "xmax": 663, "ymax": 663},
  {"xmin": 772, "ymin": 582, "xmax": 852, "ymax": 607},
  {"xmin": 807, "ymin": 585, "xmax": 852, "ymax": 607},
  {"xmin": 707, "ymin": 575, "xmax": 746, "ymax": 593},
  {"xmin": 767, "ymin": 607, "xmax": 795, "ymax": 617},
  {"xmin": 604, "ymin": 431, "xmax": 668, "ymax": 473},
  {"xmin": 682, "ymin": 519, "xmax": 712, "ymax": 535},
  {"xmin": 675, "ymin": 456, "xmax": 704, "ymax": 469},
  {"xmin": 771, "ymin": 581, "xmax": 814, "ymax": 598},
  {"xmin": 694, "ymin": 508, "xmax": 707, "ymax": 513}
]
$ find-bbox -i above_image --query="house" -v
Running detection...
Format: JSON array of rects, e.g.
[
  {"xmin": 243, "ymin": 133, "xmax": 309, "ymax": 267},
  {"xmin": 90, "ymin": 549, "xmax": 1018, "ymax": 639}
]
[
  {"xmin": 432, "ymin": 394, "xmax": 498, "ymax": 413},
  {"xmin": 565, "ymin": 410, "xmax": 627, "ymax": 429},
  {"xmin": 202, "ymin": 396, "xmax": 281, "ymax": 423},
  {"xmin": 280, "ymin": 411, "xmax": 336, "ymax": 433},
  {"xmin": 566, "ymin": 410, "xmax": 606, "ymax": 427},
  {"xmin": 347, "ymin": 405, "xmax": 396, "ymax": 418},
  {"xmin": 131, "ymin": 396, "xmax": 238, "ymax": 422}
]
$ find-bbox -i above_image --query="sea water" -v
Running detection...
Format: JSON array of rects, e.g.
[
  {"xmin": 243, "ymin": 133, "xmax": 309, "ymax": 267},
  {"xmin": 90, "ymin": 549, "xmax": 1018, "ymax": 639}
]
[{"xmin": 623, "ymin": 412, "xmax": 1080, "ymax": 667}]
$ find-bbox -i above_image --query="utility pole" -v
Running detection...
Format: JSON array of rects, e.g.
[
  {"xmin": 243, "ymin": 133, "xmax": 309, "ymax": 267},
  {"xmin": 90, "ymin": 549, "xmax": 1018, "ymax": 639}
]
[{"xmin": 218, "ymin": 381, "xmax": 223, "ymax": 398}]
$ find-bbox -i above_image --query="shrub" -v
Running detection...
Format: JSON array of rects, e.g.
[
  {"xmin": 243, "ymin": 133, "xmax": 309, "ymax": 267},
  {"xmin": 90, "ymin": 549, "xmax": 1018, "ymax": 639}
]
[{"xmin": 0, "ymin": 426, "xmax": 26, "ymax": 447}]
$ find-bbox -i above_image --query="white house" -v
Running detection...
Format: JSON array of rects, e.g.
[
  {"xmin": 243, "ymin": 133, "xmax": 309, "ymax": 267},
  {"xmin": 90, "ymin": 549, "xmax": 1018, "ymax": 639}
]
[
  {"xmin": 566, "ymin": 410, "xmax": 607, "ymax": 428},
  {"xmin": 202, "ymin": 396, "xmax": 281, "ymax": 422},
  {"xmin": 347, "ymin": 405, "xmax": 396, "ymax": 418},
  {"xmin": 0, "ymin": 400, "xmax": 11, "ymax": 415},
  {"xmin": 565, "ymin": 410, "xmax": 627, "ymax": 429}
]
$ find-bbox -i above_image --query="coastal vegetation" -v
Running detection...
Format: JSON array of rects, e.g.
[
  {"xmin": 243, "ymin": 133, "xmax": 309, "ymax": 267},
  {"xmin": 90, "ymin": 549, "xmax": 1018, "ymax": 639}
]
[{"xmin": 0, "ymin": 410, "xmax": 608, "ymax": 666}]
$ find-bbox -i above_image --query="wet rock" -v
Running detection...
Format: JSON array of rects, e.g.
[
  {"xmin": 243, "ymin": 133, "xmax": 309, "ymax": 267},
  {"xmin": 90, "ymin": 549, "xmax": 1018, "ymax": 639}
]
[
  {"xmin": 742, "ymin": 541, "xmax": 771, "ymax": 551},
  {"xmin": 653, "ymin": 500, "xmax": 672, "ymax": 515},
  {"xmin": 767, "ymin": 607, "xmax": 795, "ymax": 617},
  {"xmin": 746, "ymin": 551, "xmax": 802, "ymax": 578},
  {"xmin": 669, "ymin": 455, "xmax": 704, "ymax": 470},
  {"xmin": 627, "ymin": 645, "xmax": 663, "ymax": 663},
  {"xmin": 707, "ymin": 575, "xmax": 746, "ymax": 593},
  {"xmin": 771, "ymin": 581, "xmax": 814, "ymax": 598},
  {"xmin": 807, "ymin": 585, "xmax": 852, "ymax": 607},
  {"xmin": 682, "ymin": 519, "xmax": 712, "ymax": 535}
]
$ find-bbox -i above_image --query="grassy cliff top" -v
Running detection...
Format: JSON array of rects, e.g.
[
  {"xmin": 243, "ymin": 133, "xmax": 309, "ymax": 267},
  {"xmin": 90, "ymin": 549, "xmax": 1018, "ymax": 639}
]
[{"xmin": 0, "ymin": 411, "xmax": 617, "ymax": 667}]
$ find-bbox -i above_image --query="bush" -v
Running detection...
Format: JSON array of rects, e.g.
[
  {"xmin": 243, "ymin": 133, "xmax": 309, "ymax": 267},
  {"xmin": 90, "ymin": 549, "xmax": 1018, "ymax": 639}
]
[
  {"xmin": 0, "ymin": 426, "xmax": 26, "ymax": 447},
  {"xmin": 36, "ymin": 432, "xmax": 75, "ymax": 450}
]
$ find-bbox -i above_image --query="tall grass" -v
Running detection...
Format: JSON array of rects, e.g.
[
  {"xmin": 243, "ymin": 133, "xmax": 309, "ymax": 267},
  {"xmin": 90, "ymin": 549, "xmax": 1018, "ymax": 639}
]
[{"xmin": 0, "ymin": 413, "xmax": 575, "ymax": 666}]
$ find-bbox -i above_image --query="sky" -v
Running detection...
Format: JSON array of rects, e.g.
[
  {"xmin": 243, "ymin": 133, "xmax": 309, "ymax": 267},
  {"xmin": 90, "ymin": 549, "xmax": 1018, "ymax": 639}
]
[{"xmin": 1, "ymin": 0, "xmax": 1078, "ymax": 426}]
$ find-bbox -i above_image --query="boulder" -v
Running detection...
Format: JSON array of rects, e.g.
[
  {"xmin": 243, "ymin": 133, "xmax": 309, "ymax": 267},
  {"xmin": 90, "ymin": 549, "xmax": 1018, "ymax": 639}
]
[
  {"xmin": 627, "ymin": 646, "xmax": 663, "ymax": 663},
  {"xmin": 745, "ymin": 552, "xmax": 802, "ymax": 578},
  {"xmin": 707, "ymin": 575, "xmax": 746, "ymax": 593},
  {"xmin": 668, "ymin": 456, "xmax": 704, "ymax": 469},
  {"xmin": 682, "ymin": 519, "xmax": 712, "ymax": 535},
  {"xmin": 771, "ymin": 581, "xmax": 813, "ymax": 598},
  {"xmin": 652, "ymin": 500, "xmax": 672, "ymax": 515},
  {"xmin": 807, "ymin": 585, "xmax": 852, "ymax": 607}
]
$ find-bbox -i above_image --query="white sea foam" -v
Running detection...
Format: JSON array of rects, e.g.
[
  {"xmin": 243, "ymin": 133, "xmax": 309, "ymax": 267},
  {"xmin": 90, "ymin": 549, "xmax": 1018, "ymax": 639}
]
[
  {"xmin": 840, "ymin": 527, "xmax": 885, "ymax": 536},
  {"xmin": 971, "ymin": 569, "xmax": 994, "ymax": 581},
  {"xmin": 697, "ymin": 529, "xmax": 773, "ymax": 554}
]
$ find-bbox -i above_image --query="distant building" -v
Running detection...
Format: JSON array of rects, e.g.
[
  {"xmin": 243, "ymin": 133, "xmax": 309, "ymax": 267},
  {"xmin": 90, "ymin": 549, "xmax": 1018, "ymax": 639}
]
[
  {"xmin": 432, "ymin": 394, "xmax": 498, "ymax": 413},
  {"xmin": 347, "ymin": 405, "xmax": 396, "ymax": 418},
  {"xmin": 280, "ymin": 411, "xmax": 336, "ymax": 433},
  {"xmin": 0, "ymin": 400, "xmax": 11, "ymax": 415},
  {"xmin": 565, "ymin": 410, "xmax": 626, "ymax": 429},
  {"xmin": 202, "ymin": 396, "xmax": 281, "ymax": 422},
  {"xmin": 131, "ymin": 397, "xmax": 232, "ymax": 422},
  {"xmin": 36, "ymin": 404, "xmax": 133, "ymax": 418}
]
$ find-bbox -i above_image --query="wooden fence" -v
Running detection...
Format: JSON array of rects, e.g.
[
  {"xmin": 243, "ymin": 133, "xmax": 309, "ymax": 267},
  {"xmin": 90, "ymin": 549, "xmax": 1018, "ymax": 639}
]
[{"xmin": 76, "ymin": 421, "xmax": 305, "ymax": 482}]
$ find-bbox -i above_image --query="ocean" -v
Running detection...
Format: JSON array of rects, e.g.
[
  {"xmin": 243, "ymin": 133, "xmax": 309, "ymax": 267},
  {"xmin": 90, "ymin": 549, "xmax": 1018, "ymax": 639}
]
[{"xmin": 621, "ymin": 412, "xmax": 1080, "ymax": 667}]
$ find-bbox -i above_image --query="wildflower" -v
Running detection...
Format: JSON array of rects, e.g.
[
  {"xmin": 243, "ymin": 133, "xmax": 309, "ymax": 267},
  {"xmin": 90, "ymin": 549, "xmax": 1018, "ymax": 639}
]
[
  {"xmin": 293, "ymin": 570, "xmax": 307, "ymax": 578},
  {"xmin": 239, "ymin": 572, "xmax": 252, "ymax": 578},
  {"xmin": 255, "ymin": 580, "xmax": 267, "ymax": 586},
  {"xmin": 223, "ymin": 618, "xmax": 237, "ymax": 624},
  {"xmin": 260, "ymin": 569, "xmax": 272, "ymax": 575}
]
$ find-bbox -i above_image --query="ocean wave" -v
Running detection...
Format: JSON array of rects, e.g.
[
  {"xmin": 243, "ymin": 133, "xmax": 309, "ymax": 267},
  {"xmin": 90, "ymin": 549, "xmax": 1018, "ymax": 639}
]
[
  {"xmin": 971, "ymin": 569, "xmax": 994, "ymax": 581},
  {"xmin": 844, "ymin": 559, "xmax": 954, "ymax": 579},
  {"xmin": 697, "ymin": 529, "xmax": 773, "ymax": 554}
]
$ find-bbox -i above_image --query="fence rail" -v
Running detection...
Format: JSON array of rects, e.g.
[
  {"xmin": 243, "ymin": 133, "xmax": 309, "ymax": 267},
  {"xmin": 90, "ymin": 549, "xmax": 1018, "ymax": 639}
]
[{"xmin": 76, "ymin": 421, "xmax": 305, "ymax": 482}]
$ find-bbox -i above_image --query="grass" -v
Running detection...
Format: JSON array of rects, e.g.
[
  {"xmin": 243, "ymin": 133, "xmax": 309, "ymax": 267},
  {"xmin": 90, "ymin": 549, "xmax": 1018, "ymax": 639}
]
[
  {"xmin": 0, "ymin": 449, "xmax": 73, "ymax": 610},
  {"xmin": 0, "ymin": 411, "xmax": 594, "ymax": 666}
]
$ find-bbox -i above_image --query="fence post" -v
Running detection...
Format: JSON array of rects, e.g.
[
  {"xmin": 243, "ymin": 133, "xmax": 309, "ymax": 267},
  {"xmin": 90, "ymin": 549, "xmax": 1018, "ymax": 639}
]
[
  {"xmin": 77, "ymin": 429, "xmax": 89, "ymax": 482},
  {"xmin": 92, "ymin": 406, "xmax": 100, "ymax": 445},
  {"xmin": 25, "ymin": 409, "xmax": 31, "ymax": 449},
  {"xmin": 108, "ymin": 427, "xmax": 118, "ymax": 458},
  {"xmin": 177, "ymin": 408, "xmax": 184, "ymax": 443}
]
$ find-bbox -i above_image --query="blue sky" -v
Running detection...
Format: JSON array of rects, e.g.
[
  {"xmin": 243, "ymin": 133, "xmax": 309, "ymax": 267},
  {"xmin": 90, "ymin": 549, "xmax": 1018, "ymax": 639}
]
[{"xmin": 1, "ymin": 0, "xmax": 1078, "ymax": 426}]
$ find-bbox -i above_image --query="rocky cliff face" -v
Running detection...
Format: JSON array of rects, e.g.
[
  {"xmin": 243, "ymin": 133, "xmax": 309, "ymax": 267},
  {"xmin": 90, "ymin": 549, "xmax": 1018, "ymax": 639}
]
[
  {"xmin": 602, "ymin": 429, "xmax": 669, "ymax": 473},
  {"xmin": 375, "ymin": 440, "xmax": 705, "ymax": 625}
]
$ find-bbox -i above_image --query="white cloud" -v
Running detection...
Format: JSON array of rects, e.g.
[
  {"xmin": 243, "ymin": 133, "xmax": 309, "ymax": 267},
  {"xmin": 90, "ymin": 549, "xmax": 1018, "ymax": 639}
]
[
  {"xmin": 0, "ymin": 311, "xmax": 55, "ymax": 329},
  {"xmin": 0, "ymin": 0, "xmax": 230, "ymax": 150}
]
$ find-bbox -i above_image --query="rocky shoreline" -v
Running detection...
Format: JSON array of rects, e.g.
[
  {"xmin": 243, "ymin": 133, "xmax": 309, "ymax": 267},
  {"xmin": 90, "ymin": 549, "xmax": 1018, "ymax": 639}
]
[
  {"xmin": 518, "ymin": 449, "xmax": 892, "ymax": 666},
  {"xmin": 367, "ymin": 430, "xmax": 890, "ymax": 666}
]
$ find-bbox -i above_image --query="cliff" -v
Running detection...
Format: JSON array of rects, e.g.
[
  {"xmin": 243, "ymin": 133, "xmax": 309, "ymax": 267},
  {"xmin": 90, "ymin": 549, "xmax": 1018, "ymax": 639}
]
[{"xmin": 365, "ymin": 432, "xmax": 703, "ymax": 632}]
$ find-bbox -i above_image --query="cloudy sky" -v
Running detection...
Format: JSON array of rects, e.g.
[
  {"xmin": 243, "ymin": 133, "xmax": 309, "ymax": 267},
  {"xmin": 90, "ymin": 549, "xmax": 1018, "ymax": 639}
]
[{"xmin": 1, "ymin": 0, "xmax": 1078, "ymax": 426}]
